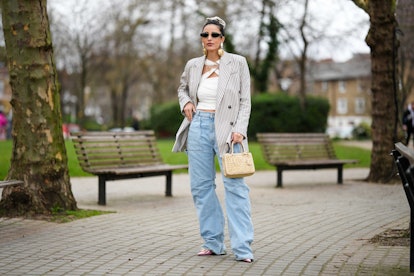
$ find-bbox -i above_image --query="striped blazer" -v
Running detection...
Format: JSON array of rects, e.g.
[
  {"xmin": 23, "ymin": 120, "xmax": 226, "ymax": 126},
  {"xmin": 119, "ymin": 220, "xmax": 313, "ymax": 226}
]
[{"xmin": 172, "ymin": 51, "xmax": 251, "ymax": 156}]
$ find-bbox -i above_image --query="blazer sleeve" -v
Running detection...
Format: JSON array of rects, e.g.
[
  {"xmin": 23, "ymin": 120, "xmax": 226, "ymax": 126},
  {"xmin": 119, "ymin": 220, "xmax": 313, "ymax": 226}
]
[{"xmin": 177, "ymin": 61, "xmax": 194, "ymax": 114}]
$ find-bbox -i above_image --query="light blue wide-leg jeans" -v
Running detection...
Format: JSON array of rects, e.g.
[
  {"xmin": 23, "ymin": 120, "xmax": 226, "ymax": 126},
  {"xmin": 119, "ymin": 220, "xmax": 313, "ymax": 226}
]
[{"xmin": 187, "ymin": 111, "xmax": 254, "ymax": 260}]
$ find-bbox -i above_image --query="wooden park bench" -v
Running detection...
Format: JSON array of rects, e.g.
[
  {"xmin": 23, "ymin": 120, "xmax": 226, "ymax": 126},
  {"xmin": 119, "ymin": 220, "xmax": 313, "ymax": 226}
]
[
  {"xmin": 0, "ymin": 180, "xmax": 24, "ymax": 189},
  {"xmin": 392, "ymin": 142, "xmax": 414, "ymax": 272},
  {"xmin": 257, "ymin": 133, "xmax": 358, "ymax": 187},
  {"xmin": 71, "ymin": 130, "xmax": 188, "ymax": 205},
  {"xmin": 1, "ymin": 162, "xmax": 24, "ymax": 189}
]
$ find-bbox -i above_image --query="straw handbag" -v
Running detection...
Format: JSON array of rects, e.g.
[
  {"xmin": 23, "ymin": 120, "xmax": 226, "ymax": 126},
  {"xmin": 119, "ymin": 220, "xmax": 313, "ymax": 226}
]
[{"xmin": 222, "ymin": 142, "xmax": 255, "ymax": 178}]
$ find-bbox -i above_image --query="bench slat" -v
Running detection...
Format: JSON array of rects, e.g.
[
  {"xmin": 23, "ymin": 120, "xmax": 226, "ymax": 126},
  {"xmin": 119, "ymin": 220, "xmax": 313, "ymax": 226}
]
[
  {"xmin": 0, "ymin": 180, "xmax": 24, "ymax": 188},
  {"xmin": 276, "ymin": 159, "xmax": 358, "ymax": 166},
  {"xmin": 88, "ymin": 164, "xmax": 189, "ymax": 175},
  {"xmin": 74, "ymin": 150, "xmax": 162, "ymax": 159}
]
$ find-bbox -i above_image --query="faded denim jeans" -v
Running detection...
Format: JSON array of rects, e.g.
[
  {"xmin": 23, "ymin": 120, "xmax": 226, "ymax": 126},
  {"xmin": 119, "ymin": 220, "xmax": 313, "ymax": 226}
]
[{"xmin": 187, "ymin": 110, "xmax": 254, "ymax": 260}]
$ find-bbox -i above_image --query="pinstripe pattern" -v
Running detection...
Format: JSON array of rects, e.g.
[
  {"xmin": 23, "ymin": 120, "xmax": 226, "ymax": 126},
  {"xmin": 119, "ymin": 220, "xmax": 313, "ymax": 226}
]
[{"xmin": 172, "ymin": 51, "xmax": 251, "ymax": 156}]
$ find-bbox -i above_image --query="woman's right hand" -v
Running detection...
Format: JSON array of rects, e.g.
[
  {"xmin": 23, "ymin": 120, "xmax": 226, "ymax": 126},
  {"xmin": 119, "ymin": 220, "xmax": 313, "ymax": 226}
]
[{"xmin": 183, "ymin": 102, "xmax": 196, "ymax": 121}]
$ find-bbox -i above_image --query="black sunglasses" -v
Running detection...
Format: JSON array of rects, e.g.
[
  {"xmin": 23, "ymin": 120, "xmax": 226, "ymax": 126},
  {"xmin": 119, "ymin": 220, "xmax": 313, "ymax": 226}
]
[{"xmin": 200, "ymin": 32, "xmax": 222, "ymax": 38}]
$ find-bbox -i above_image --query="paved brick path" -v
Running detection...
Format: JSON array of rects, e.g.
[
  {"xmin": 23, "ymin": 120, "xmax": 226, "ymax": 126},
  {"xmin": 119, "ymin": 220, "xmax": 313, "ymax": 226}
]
[{"xmin": 0, "ymin": 168, "xmax": 410, "ymax": 275}]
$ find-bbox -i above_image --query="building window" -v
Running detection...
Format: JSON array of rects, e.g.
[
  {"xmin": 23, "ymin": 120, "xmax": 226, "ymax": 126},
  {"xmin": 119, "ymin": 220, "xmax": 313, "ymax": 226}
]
[
  {"xmin": 321, "ymin": 81, "xmax": 328, "ymax": 92},
  {"xmin": 337, "ymin": 98, "xmax": 348, "ymax": 114},
  {"xmin": 280, "ymin": 78, "xmax": 292, "ymax": 91},
  {"xmin": 355, "ymin": 98, "xmax": 365, "ymax": 114},
  {"xmin": 338, "ymin": 81, "xmax": 346, "ymax": 93}
]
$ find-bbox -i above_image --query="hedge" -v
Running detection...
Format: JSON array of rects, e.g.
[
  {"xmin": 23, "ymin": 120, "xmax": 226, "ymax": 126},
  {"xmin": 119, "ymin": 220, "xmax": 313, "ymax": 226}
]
[
  {"xmin": 248, "ymin": 93, "xmax": 329, "ymax": 139},
  {"xmin": 149, "ymin": 93, "xmax": 330, "ymax": 139}
]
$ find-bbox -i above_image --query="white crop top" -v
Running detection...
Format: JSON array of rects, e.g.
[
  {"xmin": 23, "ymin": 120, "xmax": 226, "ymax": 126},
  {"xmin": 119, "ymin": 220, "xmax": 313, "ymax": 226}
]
[{"xmin": 197, "ymin": 77, "xmax": 218, "ymax": 110}]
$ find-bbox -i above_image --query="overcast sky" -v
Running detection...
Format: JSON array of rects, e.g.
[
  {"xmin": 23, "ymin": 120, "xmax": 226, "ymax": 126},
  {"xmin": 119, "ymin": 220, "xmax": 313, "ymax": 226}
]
[{"xmin": 47, "ymin": 0, "xmax": 370, "ymax": 62}]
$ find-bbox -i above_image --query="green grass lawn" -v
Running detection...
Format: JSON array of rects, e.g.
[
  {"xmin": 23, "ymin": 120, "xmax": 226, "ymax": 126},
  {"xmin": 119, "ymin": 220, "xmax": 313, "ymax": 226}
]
[{"xmin": 0, "ymin": 139, "xmax": 370, "ymax": 180}]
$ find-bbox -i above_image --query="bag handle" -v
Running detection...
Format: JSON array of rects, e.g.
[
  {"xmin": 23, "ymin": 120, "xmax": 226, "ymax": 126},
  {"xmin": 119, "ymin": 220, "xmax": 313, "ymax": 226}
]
[{"xmin": 230, "ymin": 141, "xmax": 246, "ymax": 154}]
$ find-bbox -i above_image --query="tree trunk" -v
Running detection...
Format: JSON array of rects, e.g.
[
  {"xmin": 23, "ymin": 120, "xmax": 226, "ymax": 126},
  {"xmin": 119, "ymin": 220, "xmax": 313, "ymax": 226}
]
[
  {"xmin": 363, "ymin": 0, "xmax": 399, "ymax": 182},
  {"xmin": 297, "ymin": 0, "xmax": 309, "ymax": 110},
  {"xmin": 110, "ymin": 87, "xmax": 119, "ymax": 126},
  {"xmin": 0, "ymin": 0, "xmax": 77, "ymax": 216},
  {"xmin": 77, "ymin": 50, "xmax": 87, "ymax": 128}
]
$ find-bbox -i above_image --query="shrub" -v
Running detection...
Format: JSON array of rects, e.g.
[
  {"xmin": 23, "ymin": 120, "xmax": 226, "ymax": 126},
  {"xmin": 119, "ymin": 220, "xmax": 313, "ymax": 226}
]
[
  {"xmin": 249, "ymin": 93, "xmax": 329, "ymax": 139},
  {"xmin": 352, "ymin": 121, "xmax": 371, "ymax": 140},
  {"xmin": 150, "ymin": 101, "xmax": 183, "ymax": 137},
  {"xmin": 149, "ymin": 93, "xmax": 330, "ymax": 139}
]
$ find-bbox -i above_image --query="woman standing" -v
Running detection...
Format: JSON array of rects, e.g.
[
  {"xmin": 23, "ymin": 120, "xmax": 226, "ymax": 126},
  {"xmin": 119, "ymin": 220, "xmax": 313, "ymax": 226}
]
[{"xmin": 173, "ymin": 16, "xmax": 254, "ymax": 263}]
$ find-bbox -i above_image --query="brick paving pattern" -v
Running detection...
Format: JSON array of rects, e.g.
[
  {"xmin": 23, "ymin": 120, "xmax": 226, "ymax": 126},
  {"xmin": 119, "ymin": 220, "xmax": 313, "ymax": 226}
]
[{"xmin": 0, "ymin": 168, "xmax": 410, "ymax": 275}]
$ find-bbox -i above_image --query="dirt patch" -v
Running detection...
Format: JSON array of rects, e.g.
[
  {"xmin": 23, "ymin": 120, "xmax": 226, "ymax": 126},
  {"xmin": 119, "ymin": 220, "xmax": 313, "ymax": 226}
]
[{"xmin": 370, "ymin": 228, "xmax": 410, "ymax": 246}]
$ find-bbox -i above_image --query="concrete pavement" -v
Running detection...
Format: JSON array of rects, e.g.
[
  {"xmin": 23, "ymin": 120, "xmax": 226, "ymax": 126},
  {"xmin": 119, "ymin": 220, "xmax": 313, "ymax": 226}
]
[{"xmin": 0, "ymin": 168, "xmax": 410, "ymax": 275}]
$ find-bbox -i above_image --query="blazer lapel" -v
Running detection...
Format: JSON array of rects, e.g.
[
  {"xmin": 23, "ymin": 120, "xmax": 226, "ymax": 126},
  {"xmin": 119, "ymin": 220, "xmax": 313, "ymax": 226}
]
[
  {"xmin": 189, "ymin": 56, "xmax": 205, "ymax": 101},
  {"xmin": 217, "ymin": 52, "xmax": 232, "ymax": 105}
]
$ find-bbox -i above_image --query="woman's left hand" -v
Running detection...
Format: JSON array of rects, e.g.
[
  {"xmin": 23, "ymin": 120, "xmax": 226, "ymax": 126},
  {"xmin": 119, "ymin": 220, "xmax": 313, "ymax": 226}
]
[{"xmin": 231, "ymin": 132, "xmax": 244, "ymax": 143}]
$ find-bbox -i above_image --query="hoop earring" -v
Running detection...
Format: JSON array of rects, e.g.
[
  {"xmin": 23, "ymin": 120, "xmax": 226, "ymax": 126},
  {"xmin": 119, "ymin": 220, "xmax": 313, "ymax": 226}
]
[
  {"xmin": 202, "ymin": 43, "xmax": 207, "ymax": 56},
  {"xmin": 218, "ymin": 42, "xmax": 224, "ymax": 57}
]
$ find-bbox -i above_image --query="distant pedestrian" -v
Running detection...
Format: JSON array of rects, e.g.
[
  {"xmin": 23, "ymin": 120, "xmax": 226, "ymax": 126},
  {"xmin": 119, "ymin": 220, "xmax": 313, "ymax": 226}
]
[
  {"xmin": 403, "ymin": 102, "xmax": 414, "ymax": 146},
  {"xmin": 6, "ymin": 109, "xmax": 12, "ymax": 139},
  {"xmin": 131, "ymin": 116, "xmax": 140, "ymax": 131},
  {"xmin": 0, "ymin": 109, "xmax": 7, "ymax": 140}
]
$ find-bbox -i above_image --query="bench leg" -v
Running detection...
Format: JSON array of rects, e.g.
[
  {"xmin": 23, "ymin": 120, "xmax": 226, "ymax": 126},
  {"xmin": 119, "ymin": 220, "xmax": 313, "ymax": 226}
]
[
  {"xmin": 166, "ymin": 171, "xmax": 172, "ymax": 197},
  {"xmin": 98, "ymin": 176, "xmax": 106, "ymax": 205},
  {"xmin": 337, "ymin": 165, "xmax": 343, "ymax": 184},
  {"xmin": 277, "ymin": 168, "xmax": 283, "ymax": 188}
]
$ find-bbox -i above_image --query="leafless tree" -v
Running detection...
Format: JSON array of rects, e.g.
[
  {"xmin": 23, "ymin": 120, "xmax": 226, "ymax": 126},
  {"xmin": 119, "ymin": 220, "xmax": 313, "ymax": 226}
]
[
  {"xmin": 45, "ymin": 0, "xmax": 370, "ymax": 127},
  {"xmin": 49, "ymin": 0, "xmax": 108, "ymax": 128},
  {"xmin": 277, "ymin": 0, "xmax": 368, "ymax": 108}
]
